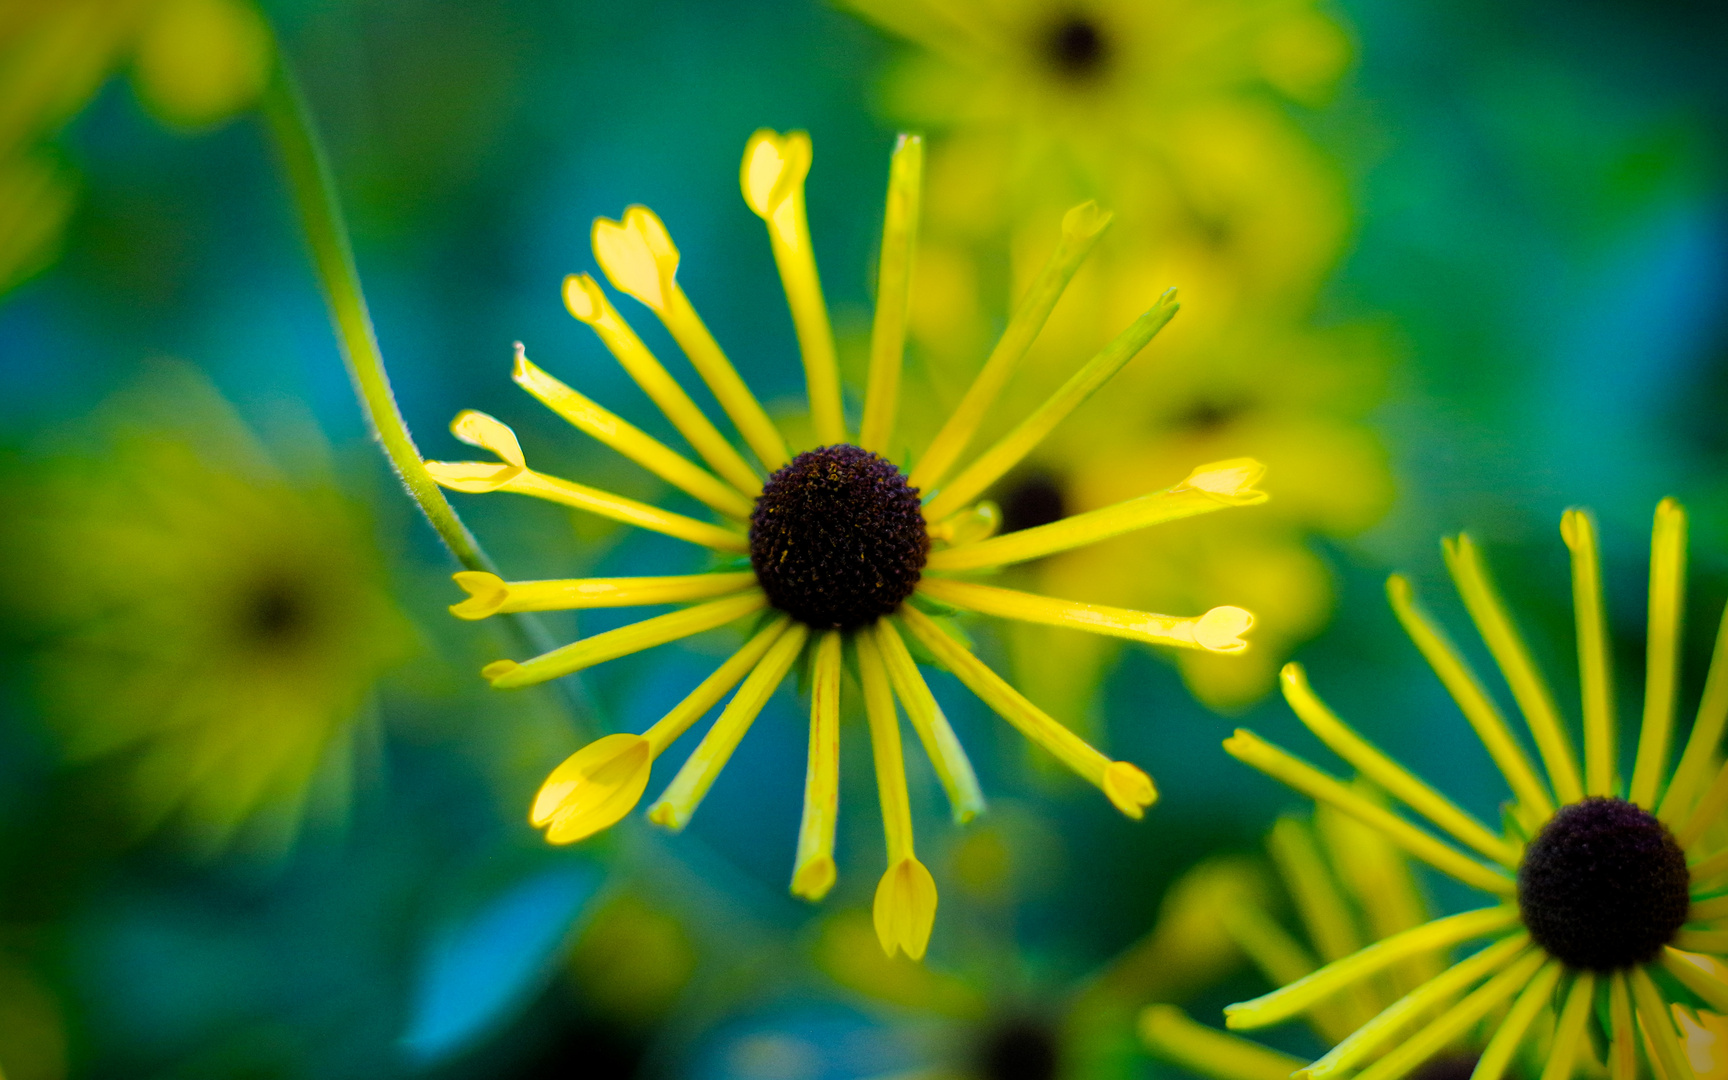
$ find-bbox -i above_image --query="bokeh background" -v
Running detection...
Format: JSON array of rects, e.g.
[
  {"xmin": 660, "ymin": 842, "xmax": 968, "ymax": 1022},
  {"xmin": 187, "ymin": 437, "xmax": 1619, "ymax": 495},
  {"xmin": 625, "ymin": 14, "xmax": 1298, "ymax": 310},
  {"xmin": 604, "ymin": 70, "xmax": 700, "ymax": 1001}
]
[{"xmin": 1, "ymin": 0, "xmax": 1726, "ymax": 1077}]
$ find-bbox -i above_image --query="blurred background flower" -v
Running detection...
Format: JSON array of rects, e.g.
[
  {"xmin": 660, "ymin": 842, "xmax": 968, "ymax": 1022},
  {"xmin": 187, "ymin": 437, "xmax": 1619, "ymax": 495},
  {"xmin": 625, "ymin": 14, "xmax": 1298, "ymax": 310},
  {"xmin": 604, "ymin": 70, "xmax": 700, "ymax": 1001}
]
[
  {"xmin": 841, "ymin": 0, "xmax": 1394, "ymax": 716},
  {"xmin": 0, "ymin": 0, "xmax": 1724, "ymax": 1077}
]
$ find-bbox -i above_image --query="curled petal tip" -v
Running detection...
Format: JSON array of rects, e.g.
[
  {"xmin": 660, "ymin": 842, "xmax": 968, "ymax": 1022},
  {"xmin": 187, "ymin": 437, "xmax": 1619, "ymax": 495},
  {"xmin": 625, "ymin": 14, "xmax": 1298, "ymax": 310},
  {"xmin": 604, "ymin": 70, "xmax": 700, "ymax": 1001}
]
[
  {"xmin": 740, "ymin": 128, "xmax": 812, "ymax": 218},
  {"xmin": 424, "ymin": 460, "xmax": 523, "ymax": 494},
  {"xmin": 791, "ymin": 856, "xmax": 837, "ymax": 902},
  {"xmin": 1194, "ymin": 606, "xmax": 1254, "ymax": 653},
  {"xmin": 873, "ymin": 857, "xmax": 937, "ymax": 961},
  {"xmin": 592, "ymin": 206, "xmax": 679, "ymax": 312},
  {"xmin": 450, "ymin": 571, "xmax": 508, "ymax": 619},
  {"xmin": 450, "ymin": 410, "xmax": 525, "ymax": 466},
  {"xmin": 531, "ymin": 733, "xmax": 653, "ymax": 844},
  {"xmin": 1061, "ymin": 199, "xmax": 1113, "ymax": 239},
  {"xmin": 1104, "ymin": 761, "xmax": 1157, "ymax": 818},
  {"xmin": 481, "ymin": 658, "xmax": 521, "ymax": 684},
  {"xmin": 1176, "ymin": 458, "xmax": 1268, "ymax": 504},
  {"xmin": 562, "ymin": 273, "xmax": 604, "ymax": 323}
]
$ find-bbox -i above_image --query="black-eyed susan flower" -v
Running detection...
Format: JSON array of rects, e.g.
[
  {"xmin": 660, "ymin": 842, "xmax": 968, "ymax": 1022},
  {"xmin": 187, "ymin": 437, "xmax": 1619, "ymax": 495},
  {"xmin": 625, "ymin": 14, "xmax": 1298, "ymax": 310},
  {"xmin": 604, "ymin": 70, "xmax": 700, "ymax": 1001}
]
[
  {"xmin": 1219, "ymin": 500, "xmax": 1728, "ymax": 1080},
  {"xmin": 10, "ymin": 365, "xmax": 408, "ymax": 857},
  {"xmin": 427, "ymin": 129, "xmax": 1267, "ymax": 959}
]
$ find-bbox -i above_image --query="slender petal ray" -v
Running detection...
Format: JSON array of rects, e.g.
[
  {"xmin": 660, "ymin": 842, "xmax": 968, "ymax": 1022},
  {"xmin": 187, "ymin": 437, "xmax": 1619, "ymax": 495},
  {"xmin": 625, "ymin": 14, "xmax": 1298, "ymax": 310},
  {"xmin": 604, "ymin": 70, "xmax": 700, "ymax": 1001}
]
[
  {"xmin": 1467, "ymin": 959, "xmax": 1562, "ymax": 1080},
  {"xmin": 926, "ymin": 459, "xmax": 1267, "ymax": 571},
  {"xmin": 1632, "ymin": 498, "xmax": 1686, "ymax": 807},
  {"xmin": 451, "ymin": 570, "xmax": 756, "ymax": 619},
  {"xmin": 1354, "ymin": 949, "xmax": 1547, "ymax": 1080},
  {"xmin": 1138, "ymin": 1006, "xmax": 1305, "ymax": 1080},
  {"xmin": 917, "ymin": 577, "xmax": 1252, "ymax": 652},
  {"xmin": 482, "ymin": 591, "xmax": 767, "ymax": 689},
  {"xmin": 922, "ymin": 291, "xmax": 1180, "ymax": 521},
  {"xmin": 1537, "ymin": 972, "xmax": 1598, "ymax": 1080},
  {"xmin": 873, "ymin": 619, "xmax": 986, "ymax": 823},
  {"xmin": 562, "ymin": 273, "xmax": 763, "ymax": 492},
  {"xmin": 1563, "ymin": 508, "xmax": 1617, "ymax": 796},
  {"xmin": 1609, "ymin": 971, "xmax": 1638, "ymax": 1080},
  {"xmin": 1630, "ymin": 966, "xmax": 1695, "ymax": 1080},
  {"xmin": 861, "ymin": 633, "xmax": 935, "ymax": 960},
  {"xmin": 911, "ymin": 200, "xmax": 1112, "ymax": 493},
  {"xmin": 792, "ymin": 631, "xmax": 842, "ymax": 901},
  {"xmin": 859, "ymin": 134, "xmax": 920, "ymax": 455},
  {"xmin": 642, "ymin": 616, "xmax": 794, "ymax": 756},
  {"xmin": 1662, "ymin": 599, "xmax": 1728, "ymax": 823}
]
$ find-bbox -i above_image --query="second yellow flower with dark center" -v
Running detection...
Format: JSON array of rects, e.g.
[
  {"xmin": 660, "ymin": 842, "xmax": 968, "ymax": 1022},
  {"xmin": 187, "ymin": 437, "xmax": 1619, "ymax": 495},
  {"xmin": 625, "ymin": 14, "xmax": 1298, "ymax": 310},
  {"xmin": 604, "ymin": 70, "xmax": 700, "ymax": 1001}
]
[{"xmin": 426, "ymin": 129, "xmax": 1267, "ymax": 960}]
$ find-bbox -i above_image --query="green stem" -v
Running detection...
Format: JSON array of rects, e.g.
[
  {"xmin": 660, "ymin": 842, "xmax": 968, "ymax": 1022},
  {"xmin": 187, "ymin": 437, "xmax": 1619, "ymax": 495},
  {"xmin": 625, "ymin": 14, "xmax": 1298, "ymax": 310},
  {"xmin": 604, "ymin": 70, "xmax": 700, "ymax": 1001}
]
[
  {"xmin": 260, "ymin": 54, "xmax": 575, "ymax": 676},
  {"xmin": 261, "ymin": 65, "xmax": 490, "ymax": 572}
]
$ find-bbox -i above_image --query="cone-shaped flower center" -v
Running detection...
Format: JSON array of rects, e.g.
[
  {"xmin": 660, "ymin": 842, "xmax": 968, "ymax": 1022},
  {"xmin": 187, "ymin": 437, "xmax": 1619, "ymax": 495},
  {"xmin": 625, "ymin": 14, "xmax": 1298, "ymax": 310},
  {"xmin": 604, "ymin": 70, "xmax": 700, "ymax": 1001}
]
[
  {"xmin": 1517, "ymin": 796, "xmax": 1690, "ymax": 971},
  {"xmin": 749, "ymin": 445, "xmax": 928, "ymax": 630}
]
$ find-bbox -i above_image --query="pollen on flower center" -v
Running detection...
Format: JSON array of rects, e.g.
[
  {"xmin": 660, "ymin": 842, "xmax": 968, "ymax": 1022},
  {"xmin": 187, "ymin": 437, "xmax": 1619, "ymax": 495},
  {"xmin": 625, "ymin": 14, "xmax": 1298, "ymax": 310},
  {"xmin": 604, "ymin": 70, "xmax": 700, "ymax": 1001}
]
[
  {"xmin": 1517, "ymin": 796, "xmax": 1690, "ymax": 972},
  {"xmin": 1044, "ymin": 14, "xmax": 1109, "ymax": 79},
  {"xmin": 749, "ymin": 445, "xmax": 928, "ymax": 630}
]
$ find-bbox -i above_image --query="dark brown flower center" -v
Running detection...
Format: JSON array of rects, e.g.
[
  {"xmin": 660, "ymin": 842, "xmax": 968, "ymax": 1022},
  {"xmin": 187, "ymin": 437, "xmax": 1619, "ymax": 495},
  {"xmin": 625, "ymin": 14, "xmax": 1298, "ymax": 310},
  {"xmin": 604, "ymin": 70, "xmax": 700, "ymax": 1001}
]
[
  {"xmin": 1517, "ymin": 797, "xmax": 1691, "ymax": 971},
  {"xmin": 749, "ymin": 445, "xmax": 927, "ymax": 630},
  {"xmin": 1043, "ymin": 15, "xmax": 1109, "ymax": 79}
]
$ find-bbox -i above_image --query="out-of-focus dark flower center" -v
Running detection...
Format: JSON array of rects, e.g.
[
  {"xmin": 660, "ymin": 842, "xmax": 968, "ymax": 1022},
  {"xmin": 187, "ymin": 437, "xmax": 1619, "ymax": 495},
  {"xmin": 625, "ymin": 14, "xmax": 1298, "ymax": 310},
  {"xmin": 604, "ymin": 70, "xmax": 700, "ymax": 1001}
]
[
  {"xmin": 242, "ymin": 576, "xmax": 311, "ymax": 647},
  {"xmin": 1517, "ymin": 796, "xmax": 1690, "ymax": 971},
  {"xmin": 1043, "ymin": 15, "xmax": 1109, "ymax": 79},
  {"xmin": 749, "ymin": 445, "xmax": 927, "ymax": 630},
  {"xmin": 999, "ymin": 470, "xmax": 1068, "ymax": 534},
  {"xmin": 976, "ymin": 1016, "xmax": 1060, "ymax": 1080}
]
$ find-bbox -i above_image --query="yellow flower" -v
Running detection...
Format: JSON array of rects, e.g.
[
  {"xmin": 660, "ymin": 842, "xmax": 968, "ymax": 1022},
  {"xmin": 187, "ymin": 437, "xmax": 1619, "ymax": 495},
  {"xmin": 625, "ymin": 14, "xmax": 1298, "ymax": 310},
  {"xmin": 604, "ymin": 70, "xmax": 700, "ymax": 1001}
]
[
  {"xmin": 1218, "ymin": 499, "xmax": 1728, "ymax": 1080},
  {"xmin": 427, "ymin": 129, "xmax": 1267, "ymax": 960},
  {"xmin": 10, "ymin": 364, "xmax": 409, "ymax": 857},
  {"xmin": 0, "ymin": 0, "xmax": 270, "ymax": 291}
]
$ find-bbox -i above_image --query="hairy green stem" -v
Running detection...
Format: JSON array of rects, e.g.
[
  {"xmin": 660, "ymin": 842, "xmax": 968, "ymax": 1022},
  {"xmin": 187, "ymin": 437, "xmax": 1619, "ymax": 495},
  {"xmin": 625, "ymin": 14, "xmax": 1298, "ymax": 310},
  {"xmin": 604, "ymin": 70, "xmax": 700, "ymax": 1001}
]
[{"xmin": 260, "ymin": 55, "xmax": 575, "ymax": 676}]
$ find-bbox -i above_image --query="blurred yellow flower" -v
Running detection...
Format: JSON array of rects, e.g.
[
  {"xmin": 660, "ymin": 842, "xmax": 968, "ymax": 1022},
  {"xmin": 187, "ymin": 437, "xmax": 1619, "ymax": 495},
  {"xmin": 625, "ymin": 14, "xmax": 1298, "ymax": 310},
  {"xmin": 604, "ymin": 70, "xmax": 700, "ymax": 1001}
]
[
  {"xmin": 429, "ymin": 129, "xmax": 1265, "ymax": 960},
  {"xmin": 8, "ymin": 364, "xmax": 408, "ymax": 857},
  {"xmin": 1221, "ymin": 501, "xmax": 1728, "ymax": 1079},
  {"xmin": 0, "ymin": 0, "xmax": 270, "ymax": 291},
  {"xmin": 844, "ymin": 0, "xmax": 1392, "ymax": 716}
]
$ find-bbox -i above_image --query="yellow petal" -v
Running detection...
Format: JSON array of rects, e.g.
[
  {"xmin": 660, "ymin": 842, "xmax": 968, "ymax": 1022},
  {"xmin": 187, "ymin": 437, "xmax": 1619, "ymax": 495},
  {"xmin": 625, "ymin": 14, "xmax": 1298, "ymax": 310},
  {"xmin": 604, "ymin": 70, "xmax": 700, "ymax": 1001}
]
[
  {"xmin": 450, "ymin": 410, "xmax": 525, "ymax": 466},
  {"xmin": 424, "ymin": 459, "xmax": 524, "ymax": 493},
  {"xmin": 1177, "ymin": 457, "xmax": 1269, "ymax": 502},
  {"xmin": 1104, "ymin": 761, "xmax": 1157, "ymax": 819},
  {"xmin": 450, "ymin": 571, "xmax": 509, "ymax": 619},
  {"xmin": 873, "ymin": 857, "xmax": 937, "ymax": 961},
  {"xmin": 592, "ymin": 205, "xmax": 679, "ymax": 313},
  {"xmin": 1194, "ymin": 606, "xmax": 1256, "ymax": 653},
  {"xmin": 531, "ymin": 733, "xmax": 653, "ymax": 844},
  {"xmin": 740, "ymin": 128, "xmax": 811, "ymax": 217}
]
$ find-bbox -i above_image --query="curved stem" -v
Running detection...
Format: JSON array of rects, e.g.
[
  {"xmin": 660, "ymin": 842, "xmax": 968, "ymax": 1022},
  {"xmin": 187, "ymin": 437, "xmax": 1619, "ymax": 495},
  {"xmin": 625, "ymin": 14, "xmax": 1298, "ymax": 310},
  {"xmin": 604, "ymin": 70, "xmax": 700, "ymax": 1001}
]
[{"xmin": 259, "ymin": 51, "xmax": 571, "ymax": 670}]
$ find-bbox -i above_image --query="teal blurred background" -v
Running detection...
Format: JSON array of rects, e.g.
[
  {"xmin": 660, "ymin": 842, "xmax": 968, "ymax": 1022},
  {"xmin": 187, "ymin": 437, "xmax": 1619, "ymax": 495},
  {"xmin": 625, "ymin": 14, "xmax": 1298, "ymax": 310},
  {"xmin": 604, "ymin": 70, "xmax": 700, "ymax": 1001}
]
[{"xmin": 1, "ymin": 0, "xmax": 1726, "ymax": 1077}]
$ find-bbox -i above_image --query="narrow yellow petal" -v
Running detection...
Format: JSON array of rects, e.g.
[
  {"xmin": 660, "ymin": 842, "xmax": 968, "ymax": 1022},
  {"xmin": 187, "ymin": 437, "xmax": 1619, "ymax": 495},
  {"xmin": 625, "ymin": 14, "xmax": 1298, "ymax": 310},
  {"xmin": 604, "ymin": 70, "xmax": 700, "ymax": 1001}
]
[
  {"xmin": 663, "ymin": 284, "xmax": 792, "ymax": 472},
  {"xmin": 792, "ymin": 630, "xmax": 842, "ymax": 901},
  {"xmin": 450, "ymin": 409, "xmax": 525, "ymax": 464},
  {"xmin": 483, "ymin": 591, "xmax": 767, "ymax": 689},
  {"xmin": 1138, "ymin": 1006, "xmax": 1305, "ymax": 1080},
  {"xmin": 1689, "ymin": 894, "xmax": 1728, "ymax": 921},
  {"xmin": 1691, "ymin": 846, "xmax": 1728, "ymax": 884},
  {"xmin": 1678, "ymin": 758, "xmax": 1728, "ymax": 851},
  {"xmin": 451, "ymin": 570, "xmax": 757, "ymax": 619},
  {"xmin": 859, "ymin": 133, "xmax": 920, "ymax": 455},
  {"xmin": 1387, "ymin": 575, "xmax": 1555, "ymax": 824},
  {"xmin": 872, "ymin": 619, "xmax": 986, "ymax": 824},
  {"xmin": 872, "ymin": 856, "xmax": 937, "ymax": 961},
  {"xmin": 1224, "ymin": 906, "xmax": 1519, "ymax": 1031},
  {"xmin": 1281, "ymin": 663, "xmax": 1520, "ymax": 865},
  {"xmin": 495, "ymin": 469, "xmax": 750, "ymax": 552},
  {"xmin": 1298, "ymin": 934, "xmax": 1532, "ymax": 1079},
  {"xmin": 1470, "ymin": 962, "xmax": 1563, "ymax": 1080},
  {"xmin": 647, "ymin": 623, "xmax": 809, "ymax": 831},
  {"xmin": 1222, "ymin": 729, "xmax": 1515, "ymax": 895},
  {"xmin": 1634, "ymin": 498, "xmax": 1688, "ymax": 808},
  {"xmin": 922, "ymin": 292, "xmax": 1179, "ymax": 522},
  {"xmin": 918, "ymin": 577, "xmax": 1253, "ymax": 654},
  {"xmin": 1315, "ymin": 802, "xmax": 1445, "ymax": 993},
  {"xmin": 424, "ymin": 458, "xmax": 523, "ymax": 492},
  {"xmin": 910, "ymin": 200, "xmax": 1112, "ymax": 493},
  {"xmin": 642, "ymin": 615, "xmax": 794, "ymax": 756},
  {"xmin": 1662, "ymin": 947, "xmax": 1728, "ymax": 1014},
  {"xmin": 741, "ymin": 128, "xmax": 844, "ymax": 446},
  {"xmin": 1536, "ymin": 971, "xmax": 1599, "ymax": 1080},
  {"xmin": 861, "ymin": 630, "xmax": 915, "ymax": 864},
  {"xmin": 1663, "ymin": 600, "xmax": 1728, "ymax": 826},
  {"xmin": 925, "ymin": 458, "xmax": 1268, "ymax": 571},
  {"xmin": 512, "ymin": 348, "xmax": 753, "ymax": 519},
  {"xmin": 561, "ymin": 272, "xmax": 764, "ymax": 493},
  {"xmin": 900, "ymin": 605, "xmax": 1154, "ymax": 816},
  {"xmin": 1356, "ymin": 949, "xmax": 1549, "ymax": 1080},
  {"xmin": 1632, "ymin": 966, "xmax": 1696, "ymax": 1080},
  {"xmin": 531, "ymin": 733, "xmax": 652, "ymax": 844},
  {"xmin": 1675, "ymin": 929, "xmax": 1728, "ymax": 953},
  {"xmin": 1444, "ymin": 533, "xmax": 1584, "ymax": 805},
  {"xmin": 1267, "ymin": 815, "xmax": 1379, "ymax": 1033},
  {"xmin": 1610, "ymin": 971, "xmax": 1638, "ymax": 1080},
  {"xmin": 1563, "ymin": 508, "xmax": 1619, "ymax": 796}
]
